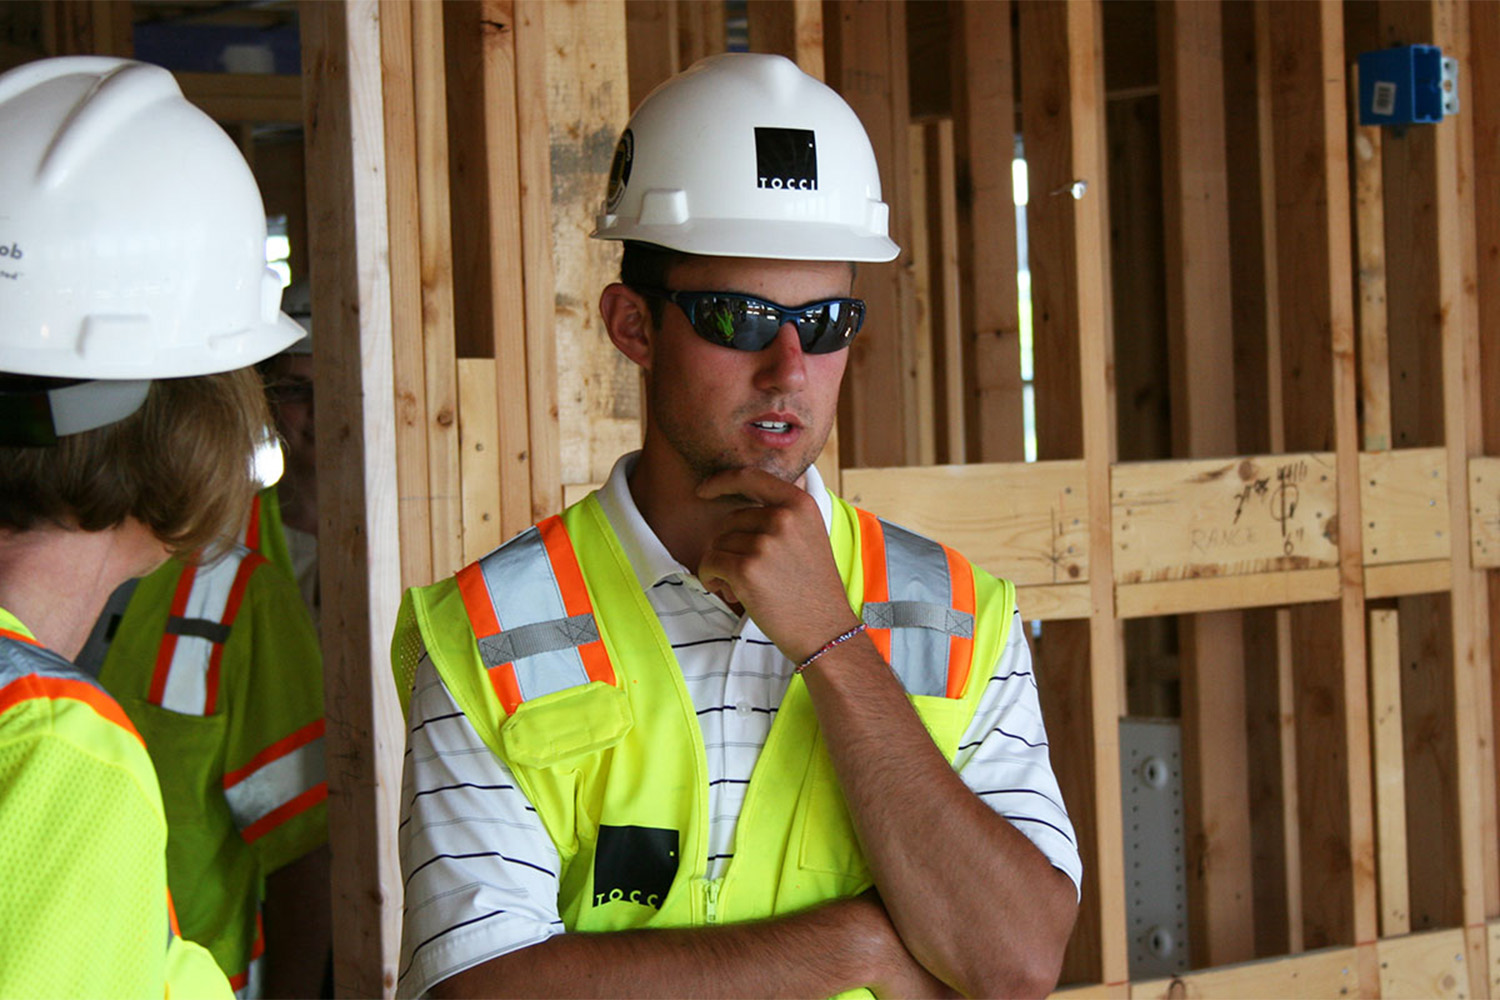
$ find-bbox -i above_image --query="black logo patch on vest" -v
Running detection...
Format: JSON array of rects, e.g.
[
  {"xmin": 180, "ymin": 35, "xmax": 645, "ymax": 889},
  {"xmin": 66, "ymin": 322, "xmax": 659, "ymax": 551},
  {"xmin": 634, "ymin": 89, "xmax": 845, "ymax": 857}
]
[
  {"xmin": 593, "ymin": 824, "xmax": 678, "ymax": 910},
  {"xmin": 755, "ymin": 127, "xmax": 818, "ymax": 191}
]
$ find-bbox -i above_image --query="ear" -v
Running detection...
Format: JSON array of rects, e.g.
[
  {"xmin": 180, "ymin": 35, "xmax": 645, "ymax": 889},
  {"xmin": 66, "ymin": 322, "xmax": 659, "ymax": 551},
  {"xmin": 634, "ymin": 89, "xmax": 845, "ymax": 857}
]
[{"xmin": 599, "ymin": 283, "xmax": 654, "ymax": 370}]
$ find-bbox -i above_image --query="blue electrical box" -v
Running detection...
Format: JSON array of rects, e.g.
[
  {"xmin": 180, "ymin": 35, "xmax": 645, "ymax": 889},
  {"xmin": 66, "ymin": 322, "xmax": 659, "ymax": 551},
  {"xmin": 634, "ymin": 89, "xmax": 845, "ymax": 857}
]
[{"xmin": 1357, "ymin": 45, "xmax": 1459, "ymax": 126}]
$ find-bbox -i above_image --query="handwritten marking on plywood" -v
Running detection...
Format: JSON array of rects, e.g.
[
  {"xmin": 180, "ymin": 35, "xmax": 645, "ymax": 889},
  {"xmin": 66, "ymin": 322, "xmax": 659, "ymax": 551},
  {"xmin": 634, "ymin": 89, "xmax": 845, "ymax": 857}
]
[
  {"xmin": 1360, "ymin": 448, "xmax": 1449, "ymax": 566},
  {"xmin": 1376, "ymin": 928, "xmax": 1468, "ymax": 999},
  {"xmin": 840, "ymin": 460, "xmax": 1087, "ymax": 588},
  {"xmin": 1469, "ymin": 457, "xmax": 1500, "ymax": 568},
  {"xmin": 1112, "ymin": 454, "xmax": 1339, "ymax": 584}
]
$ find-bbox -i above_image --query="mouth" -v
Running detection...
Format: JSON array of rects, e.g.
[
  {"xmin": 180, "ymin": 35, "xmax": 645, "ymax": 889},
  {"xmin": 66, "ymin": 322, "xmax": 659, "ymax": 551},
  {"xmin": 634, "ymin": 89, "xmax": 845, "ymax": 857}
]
[{"xmin": 749, "ymin": 419, "xmax": 795, "ymax": 435}]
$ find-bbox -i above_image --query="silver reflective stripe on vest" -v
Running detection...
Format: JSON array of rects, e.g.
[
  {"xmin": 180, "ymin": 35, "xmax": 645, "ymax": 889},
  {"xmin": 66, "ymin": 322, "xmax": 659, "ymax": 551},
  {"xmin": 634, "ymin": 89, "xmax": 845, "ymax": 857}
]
[
  {"xmin": 863, "ymin": 519, "xmax": 974, "ymax": 697},
  {"xmin": 475, "ymin": 527, "xmax": 594, "ymax": 701}
]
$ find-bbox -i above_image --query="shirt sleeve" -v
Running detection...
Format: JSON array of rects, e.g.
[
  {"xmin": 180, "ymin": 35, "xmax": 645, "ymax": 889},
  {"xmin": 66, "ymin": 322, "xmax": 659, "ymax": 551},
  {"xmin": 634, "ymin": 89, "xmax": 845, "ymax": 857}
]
[
  {"xmin": 955, "ymin": 610, "xmax": 1083, "ymax": 898},
  {"xmin": 397, "ymin": 655, "xmax": 564, "ymax": 999},
  {"xmin": 220, "ymin": 561, "xmax": 328, "ymax": 875}
]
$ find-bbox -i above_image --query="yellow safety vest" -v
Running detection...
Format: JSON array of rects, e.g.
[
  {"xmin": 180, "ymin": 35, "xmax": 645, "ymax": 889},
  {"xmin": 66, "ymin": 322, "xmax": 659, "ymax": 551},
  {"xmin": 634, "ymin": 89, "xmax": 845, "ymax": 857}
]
[
  {"xmin": 0, "ymin": 609, "xmax": 231, "ymax": 1000},
  {"xmin": 395, "ymin": 492, "xmax": 1014, "ymax": 993}
]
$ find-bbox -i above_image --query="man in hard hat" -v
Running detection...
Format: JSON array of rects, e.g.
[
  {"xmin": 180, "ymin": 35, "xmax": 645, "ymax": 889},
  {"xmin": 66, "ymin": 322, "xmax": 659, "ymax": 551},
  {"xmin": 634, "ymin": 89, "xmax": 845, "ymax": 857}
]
[
  {"xmin": 0, "ymin": 56, "xmax": 307, "ymax": 998},
  {"xmin": 394, "ymin": 53, "xmax": 1080, "ymax": 999}
]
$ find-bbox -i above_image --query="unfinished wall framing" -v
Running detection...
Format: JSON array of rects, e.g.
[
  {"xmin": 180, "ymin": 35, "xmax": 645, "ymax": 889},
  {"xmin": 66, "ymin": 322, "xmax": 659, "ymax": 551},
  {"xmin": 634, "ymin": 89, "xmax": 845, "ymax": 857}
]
[{"xmin": 9, "ymin": 0, "xmax": 1497, "ymax": 995}]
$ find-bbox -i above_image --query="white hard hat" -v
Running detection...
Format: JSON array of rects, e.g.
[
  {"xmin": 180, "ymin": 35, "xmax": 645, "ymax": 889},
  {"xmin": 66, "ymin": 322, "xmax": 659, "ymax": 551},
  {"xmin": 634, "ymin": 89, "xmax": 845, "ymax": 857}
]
[
  {"xmin": 592, "ymin": 53, "xmax": 899, "ymax": 263},
  {"xmin": 0, "ymin": 57, "xmax": 302, "ymax": 391}
]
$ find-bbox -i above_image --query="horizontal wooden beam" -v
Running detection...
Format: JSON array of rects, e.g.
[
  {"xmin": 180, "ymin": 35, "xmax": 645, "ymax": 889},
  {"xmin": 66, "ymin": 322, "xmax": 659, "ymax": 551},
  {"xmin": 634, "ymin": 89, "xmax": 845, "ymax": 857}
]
[{"xmin": 175, "ymin": 70, "xmax": 303, "ymax": 123}]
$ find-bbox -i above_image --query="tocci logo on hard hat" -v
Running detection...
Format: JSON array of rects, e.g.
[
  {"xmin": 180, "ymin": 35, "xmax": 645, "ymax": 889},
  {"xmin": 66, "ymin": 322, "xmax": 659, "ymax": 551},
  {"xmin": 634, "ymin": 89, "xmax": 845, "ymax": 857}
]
[{"xmin": 755, "ymin": 127, "xmax": 817, "ymax": 191}]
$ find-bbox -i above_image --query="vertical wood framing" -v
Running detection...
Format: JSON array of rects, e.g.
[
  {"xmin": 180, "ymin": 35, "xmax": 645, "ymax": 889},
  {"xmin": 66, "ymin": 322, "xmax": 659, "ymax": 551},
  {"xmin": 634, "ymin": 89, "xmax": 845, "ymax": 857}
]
[
  {"xmin": 458, "ymin": 358, "xmax": 504, "ymax": 563},
  {"xmin": 918, "ymin": 119, "xmax": 966, "ymax": 466},
  {"xmin": 1265, "ymin": 0, "xmax": 1375, "ymax": 952},
  {"xmin": 625, "ymin": 0, "xmax": 678, "ymax": 109},
  {"xmin": 824, "ymin": 0, "xmax": 916, "ymax": 469},
  {"xmin": 412, "ymin": 0, "xmax": 464, "ymax": 579},
  {"xmin": 1474, "ymin": 0, "xmax": 1500, "ymax": 927},
  {"xmin": 1429, "ymin": 5, "xmax": 1494, "ymax": 985},
  {"xmin": 476, "ymin": 0, "xmax": 538, "ymax": 542},
  {"xmin": 300, "ymin": 2, "xmax": 405, "ymax": 992},
  {"xmin": 543, "ymin": 0, "xmax": 637, "ymax": 491},
  {"xmin": 378, "ymin": 2, "xmax": 435, "ymax": 591},
  {"xmin": 1019, "ymin": 1, "xmax": 1127, "ymax": 985},
  {"xmin": 746, "ymin": 0, "xmax": 825, "ymax": 77},
  {"xmin": 1368, "ymin": 607, "xmax": 1412, "ymax": 937},
  {"xmin": 1157, "ymin": 0, "xmax": 1254, "ymax": 968},
  {"xmin": 513, "ymin": 1, "xmax": 562, "ymax": 520},
  {"xmin": 949, "ymin": 0, "xmax": 1024, "ymax": 463},
  {"xmin": 1351, "ymin": 65, "xmax": 1391, "ymax": 453},
  {"xmin": 676, "ymin": 0, "xmax": 726, "ymax": 66},
  {"xmin": 906, "ymin": 123, "xmax": 937, "ymax": 467}
]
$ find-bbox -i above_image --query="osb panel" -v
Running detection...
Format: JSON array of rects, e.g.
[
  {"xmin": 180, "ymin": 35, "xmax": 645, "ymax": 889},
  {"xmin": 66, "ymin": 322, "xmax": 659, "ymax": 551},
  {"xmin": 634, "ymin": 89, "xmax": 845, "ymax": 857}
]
[
  {"xmin": 1360, "ymin": 448, "xmax": 1450, "ymax": 566},
  {"xmin": 840, "ymin": 460, "xmax": 1089, "ymax": 588},
  {"xmin": 1130, "ymin": 946, "xmax": 1360, "ymax": 998},
  {"xmin": 1469, "ymin": 457, "xmax": 1500, "ymax": 568},
  {"xmin": 1375, "ymin": 928, "xmax": 1468, "ymax": 999},
  {"xmin": 1112, "ymin": 454, "xmax": 1340, "ymax": 583}
]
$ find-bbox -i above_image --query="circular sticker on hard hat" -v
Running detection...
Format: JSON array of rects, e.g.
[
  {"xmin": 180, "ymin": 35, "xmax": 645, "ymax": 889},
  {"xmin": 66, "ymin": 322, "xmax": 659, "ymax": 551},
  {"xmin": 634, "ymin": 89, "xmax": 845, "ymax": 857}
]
[{"xmin": 605, "ymin": 129, "xmax": 634, "ymax": 214}]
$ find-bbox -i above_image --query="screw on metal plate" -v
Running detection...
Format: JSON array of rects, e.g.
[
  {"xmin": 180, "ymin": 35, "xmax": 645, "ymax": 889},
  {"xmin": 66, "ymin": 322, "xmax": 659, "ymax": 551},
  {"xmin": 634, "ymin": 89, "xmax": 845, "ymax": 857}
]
[
  {"xmin": 1049, "ymin": 179, "xmax": 1088, "ymax": 200},
  {"xmin": 1141, "ymin": 756, "xmax": 1170, "ymax": 790}
]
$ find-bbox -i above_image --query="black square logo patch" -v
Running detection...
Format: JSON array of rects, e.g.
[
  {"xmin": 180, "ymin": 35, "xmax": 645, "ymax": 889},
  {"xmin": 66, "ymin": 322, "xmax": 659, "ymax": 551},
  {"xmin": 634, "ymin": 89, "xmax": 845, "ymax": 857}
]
[
  {"xmin": 593, "ymin": 824, "xmax": 679, "ymax": 911},
  {"xmin": 755, "ymin": 127, "xmax": 818, "ymax": 191}
]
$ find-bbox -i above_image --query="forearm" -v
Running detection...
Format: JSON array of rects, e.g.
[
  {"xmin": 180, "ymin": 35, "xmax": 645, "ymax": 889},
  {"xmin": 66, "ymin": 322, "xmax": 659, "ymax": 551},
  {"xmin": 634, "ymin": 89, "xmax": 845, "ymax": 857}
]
[
  {"xmin": 802, "ymin": 639, "xmax": 1077, "ymax": 998},
  {"xmin": 431, "ymin": 893, "xmax": 931, "ymax": 1000}
]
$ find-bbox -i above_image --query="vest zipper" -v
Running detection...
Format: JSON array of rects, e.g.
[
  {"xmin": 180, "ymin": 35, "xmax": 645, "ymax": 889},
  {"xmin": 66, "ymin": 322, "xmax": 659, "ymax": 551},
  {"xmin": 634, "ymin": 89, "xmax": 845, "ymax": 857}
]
[{"xmin": 703, "ymin": 877, "xmax": 722, "ymax": 924}]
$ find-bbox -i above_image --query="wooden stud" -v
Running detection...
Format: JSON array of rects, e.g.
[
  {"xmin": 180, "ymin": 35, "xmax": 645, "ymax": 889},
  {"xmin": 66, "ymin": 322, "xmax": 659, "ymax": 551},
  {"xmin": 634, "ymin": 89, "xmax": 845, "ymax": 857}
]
[
  {"xmin": 1375, "ymin": 927, "xmax": 1470, "ymax": 1000},
  {"xmin": 676, "ymin": 0, "xmax": 725, "ymax": 67},
  {"xmin": 1265, "ymin": 0, "xmax": 1375, "ymax": 952},
  {"xmin": 920, "ymin": 119, "xmax": 966, "ymax": 465},
  {"xmin": 510, "ymin": 1, "xmax": 562, "ymax": 522},
  {"xmin": 823, "ymin": 0, "xmax": 916, "ymax": 469},
  {"xmin": 458, "ymin": 358, "xmax": 504, "ymax": 563},
  {"xmin": 1351, "ymin": 65, "xmax": 1391, "ymax": 453},
  {"xmin": 906, "ymin": 123, "xmax": 936, "ymax": 467},
  {"xmin": 412, "ymin": 0, "xmax": 464, "ymax": 579},
  {"xmin": 1360, "ymin": 448, "xmax": 1450, "ymax": 570},
  {"xmin": 949, "ymin": 0, "xmax": 1024, "ymax": 463},
  {"xmin": 1429, "ymin": 3, "xmax": 1495, "ymax": 982},
  {"xmin": 474, "ymin": 0, "xmax": 538, "ymax": 542},
  {"xmin": 1017, "ymin": 1, "xmax": 1127, "ymax": 985},
  {"xmin": 1132, "ymin": 946, "xmax": 1359, "ymax": 999},
  {"xmin": 540, "ymin": 0, "xmax": 638, "ymax": 492},
  {"xmin": 746, "ymin": 0, "xmax": 824, "ymax": 78},
  {"xmin": 377, "ymin": 2, "xmax": 435, "ymax": 593},
  {"xmin": 299, "ymin": 2, "xmax": 405, "ymax": 992},
  {"xmin": 625, "ymin": 1, "xmax": 678, "ymax": 110},
  {"xmin": 1367, "ymin": 607, "xmax": 1411, "ymax": 938}
]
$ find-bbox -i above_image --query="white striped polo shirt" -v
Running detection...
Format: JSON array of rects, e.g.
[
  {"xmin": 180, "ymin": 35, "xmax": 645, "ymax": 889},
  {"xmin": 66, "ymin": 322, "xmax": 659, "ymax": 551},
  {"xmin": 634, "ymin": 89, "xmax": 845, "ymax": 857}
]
[{"xmin": 396, "ymin": 454, "xmax": 1081, "ymax": 998}]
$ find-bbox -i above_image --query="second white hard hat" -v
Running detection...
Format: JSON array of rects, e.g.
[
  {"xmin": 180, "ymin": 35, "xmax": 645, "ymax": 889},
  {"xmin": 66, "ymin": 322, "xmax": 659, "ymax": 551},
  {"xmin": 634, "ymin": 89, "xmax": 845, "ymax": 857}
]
[
  {"xmin": 0, "ymin": 57, "xmax": 303, "ymax": 384},
  {"xmin": 592, "ymin": 53, "xmax": 900, "ymax": 263}
]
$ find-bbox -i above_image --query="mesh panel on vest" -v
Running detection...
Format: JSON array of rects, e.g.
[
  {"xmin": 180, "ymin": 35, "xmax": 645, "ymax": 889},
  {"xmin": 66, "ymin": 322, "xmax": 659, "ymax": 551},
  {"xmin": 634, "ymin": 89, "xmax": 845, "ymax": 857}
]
[{"xmin": 0, "ymin": 719, "xmax": 165, "ymax": 996}]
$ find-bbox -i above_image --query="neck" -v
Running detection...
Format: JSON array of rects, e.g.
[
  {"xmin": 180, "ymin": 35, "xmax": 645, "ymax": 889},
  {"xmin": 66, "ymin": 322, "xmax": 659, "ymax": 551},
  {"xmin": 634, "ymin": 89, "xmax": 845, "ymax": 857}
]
[
  {"xmin": 0, "ymin": 522, "xmax": 163, "ymax": 659},
  {"xmin": 276, "ymin": 472, "xmax": 319, "ymax": 536}
]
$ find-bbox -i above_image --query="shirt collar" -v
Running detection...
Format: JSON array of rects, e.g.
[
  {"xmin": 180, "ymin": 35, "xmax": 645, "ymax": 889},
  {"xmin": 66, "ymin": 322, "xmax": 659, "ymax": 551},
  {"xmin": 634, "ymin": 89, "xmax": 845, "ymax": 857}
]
[{"xmin": 594, "ymin": 451, "xmax": 835, "ymax": 591}]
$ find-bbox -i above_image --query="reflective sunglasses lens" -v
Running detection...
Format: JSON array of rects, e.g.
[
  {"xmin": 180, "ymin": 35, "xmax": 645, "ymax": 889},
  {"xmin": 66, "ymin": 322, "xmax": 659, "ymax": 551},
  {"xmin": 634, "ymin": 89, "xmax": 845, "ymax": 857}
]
[
  {"xmin": 799, "ymin": 299, "xmax": 863, "ymax": 354},
  {"xmin": 692, "ymin": 295, "xmax": 779, "ymax": 350}
]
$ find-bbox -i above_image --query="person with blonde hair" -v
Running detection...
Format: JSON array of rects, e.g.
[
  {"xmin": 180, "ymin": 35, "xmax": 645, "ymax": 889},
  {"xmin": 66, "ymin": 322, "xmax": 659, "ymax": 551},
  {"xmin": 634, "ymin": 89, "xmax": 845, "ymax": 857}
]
[{"xmin": 0, "ymin": 56, "xmax": 306, "ymax": 997}]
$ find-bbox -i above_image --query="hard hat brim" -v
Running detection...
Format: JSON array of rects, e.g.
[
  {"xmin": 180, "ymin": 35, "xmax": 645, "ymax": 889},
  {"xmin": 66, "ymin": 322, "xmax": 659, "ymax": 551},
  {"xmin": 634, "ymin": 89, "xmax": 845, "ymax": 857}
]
[{"xmin": 593, "ymin": 218, "xmax": 900, "ymax": 264}]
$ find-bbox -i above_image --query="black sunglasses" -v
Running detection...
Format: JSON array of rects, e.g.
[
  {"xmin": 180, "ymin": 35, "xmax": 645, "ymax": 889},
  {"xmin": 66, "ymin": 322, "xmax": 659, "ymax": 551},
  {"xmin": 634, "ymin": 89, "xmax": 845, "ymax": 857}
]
[{"xmin": 636, "ymin": 286, "xmax": 866, "ymax": 354}]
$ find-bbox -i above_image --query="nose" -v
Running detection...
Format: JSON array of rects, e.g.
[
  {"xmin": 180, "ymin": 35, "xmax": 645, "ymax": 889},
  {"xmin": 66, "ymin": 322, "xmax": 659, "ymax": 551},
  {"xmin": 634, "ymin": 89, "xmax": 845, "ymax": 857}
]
[{"xmin": 752, "ymin": 321, "xmax": 808, "ymax": 393}]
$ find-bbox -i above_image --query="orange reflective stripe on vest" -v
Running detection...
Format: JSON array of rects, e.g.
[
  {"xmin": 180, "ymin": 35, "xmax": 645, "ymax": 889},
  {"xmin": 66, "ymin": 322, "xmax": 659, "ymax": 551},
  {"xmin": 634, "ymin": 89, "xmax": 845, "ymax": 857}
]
[
  {"xmin": 455, "ymin": 514, "xmax": 616, "ymax": 716},
  {"xmin": 148, "ymin": 548, "xmax": 265, "ymax": 715},
  {"xmin": 854, "ymin": 507, "xmax": 976, "ymax": 699}
]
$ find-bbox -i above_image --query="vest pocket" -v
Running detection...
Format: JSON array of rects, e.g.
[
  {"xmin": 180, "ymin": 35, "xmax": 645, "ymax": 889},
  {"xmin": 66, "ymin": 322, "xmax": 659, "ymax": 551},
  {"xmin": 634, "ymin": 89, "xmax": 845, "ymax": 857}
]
[
  {"xmin": 500, "ymin": 681, "xmax": 632, "ymax": 768},
  {"xmin": 797, "ymin": 734, "xmax": 872, "ymax": 886},
  {"xmin": 796, "ymin": 695, "xmax": 969, "ymax": 884}
]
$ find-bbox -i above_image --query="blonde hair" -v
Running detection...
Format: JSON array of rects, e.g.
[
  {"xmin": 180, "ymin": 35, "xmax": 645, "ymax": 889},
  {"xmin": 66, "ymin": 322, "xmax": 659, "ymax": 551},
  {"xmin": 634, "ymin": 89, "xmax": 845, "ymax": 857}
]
[{"xmin": 0, "ymin": 367, "xmax": 272, "ymax": 558}]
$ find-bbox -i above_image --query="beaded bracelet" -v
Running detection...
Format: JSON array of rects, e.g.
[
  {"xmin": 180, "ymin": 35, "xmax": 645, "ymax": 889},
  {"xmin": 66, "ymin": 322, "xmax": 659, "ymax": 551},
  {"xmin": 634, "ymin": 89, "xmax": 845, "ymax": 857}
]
[{"xmin": 794, "ymin": 622, "xmax": 868, "ymax": 674}]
